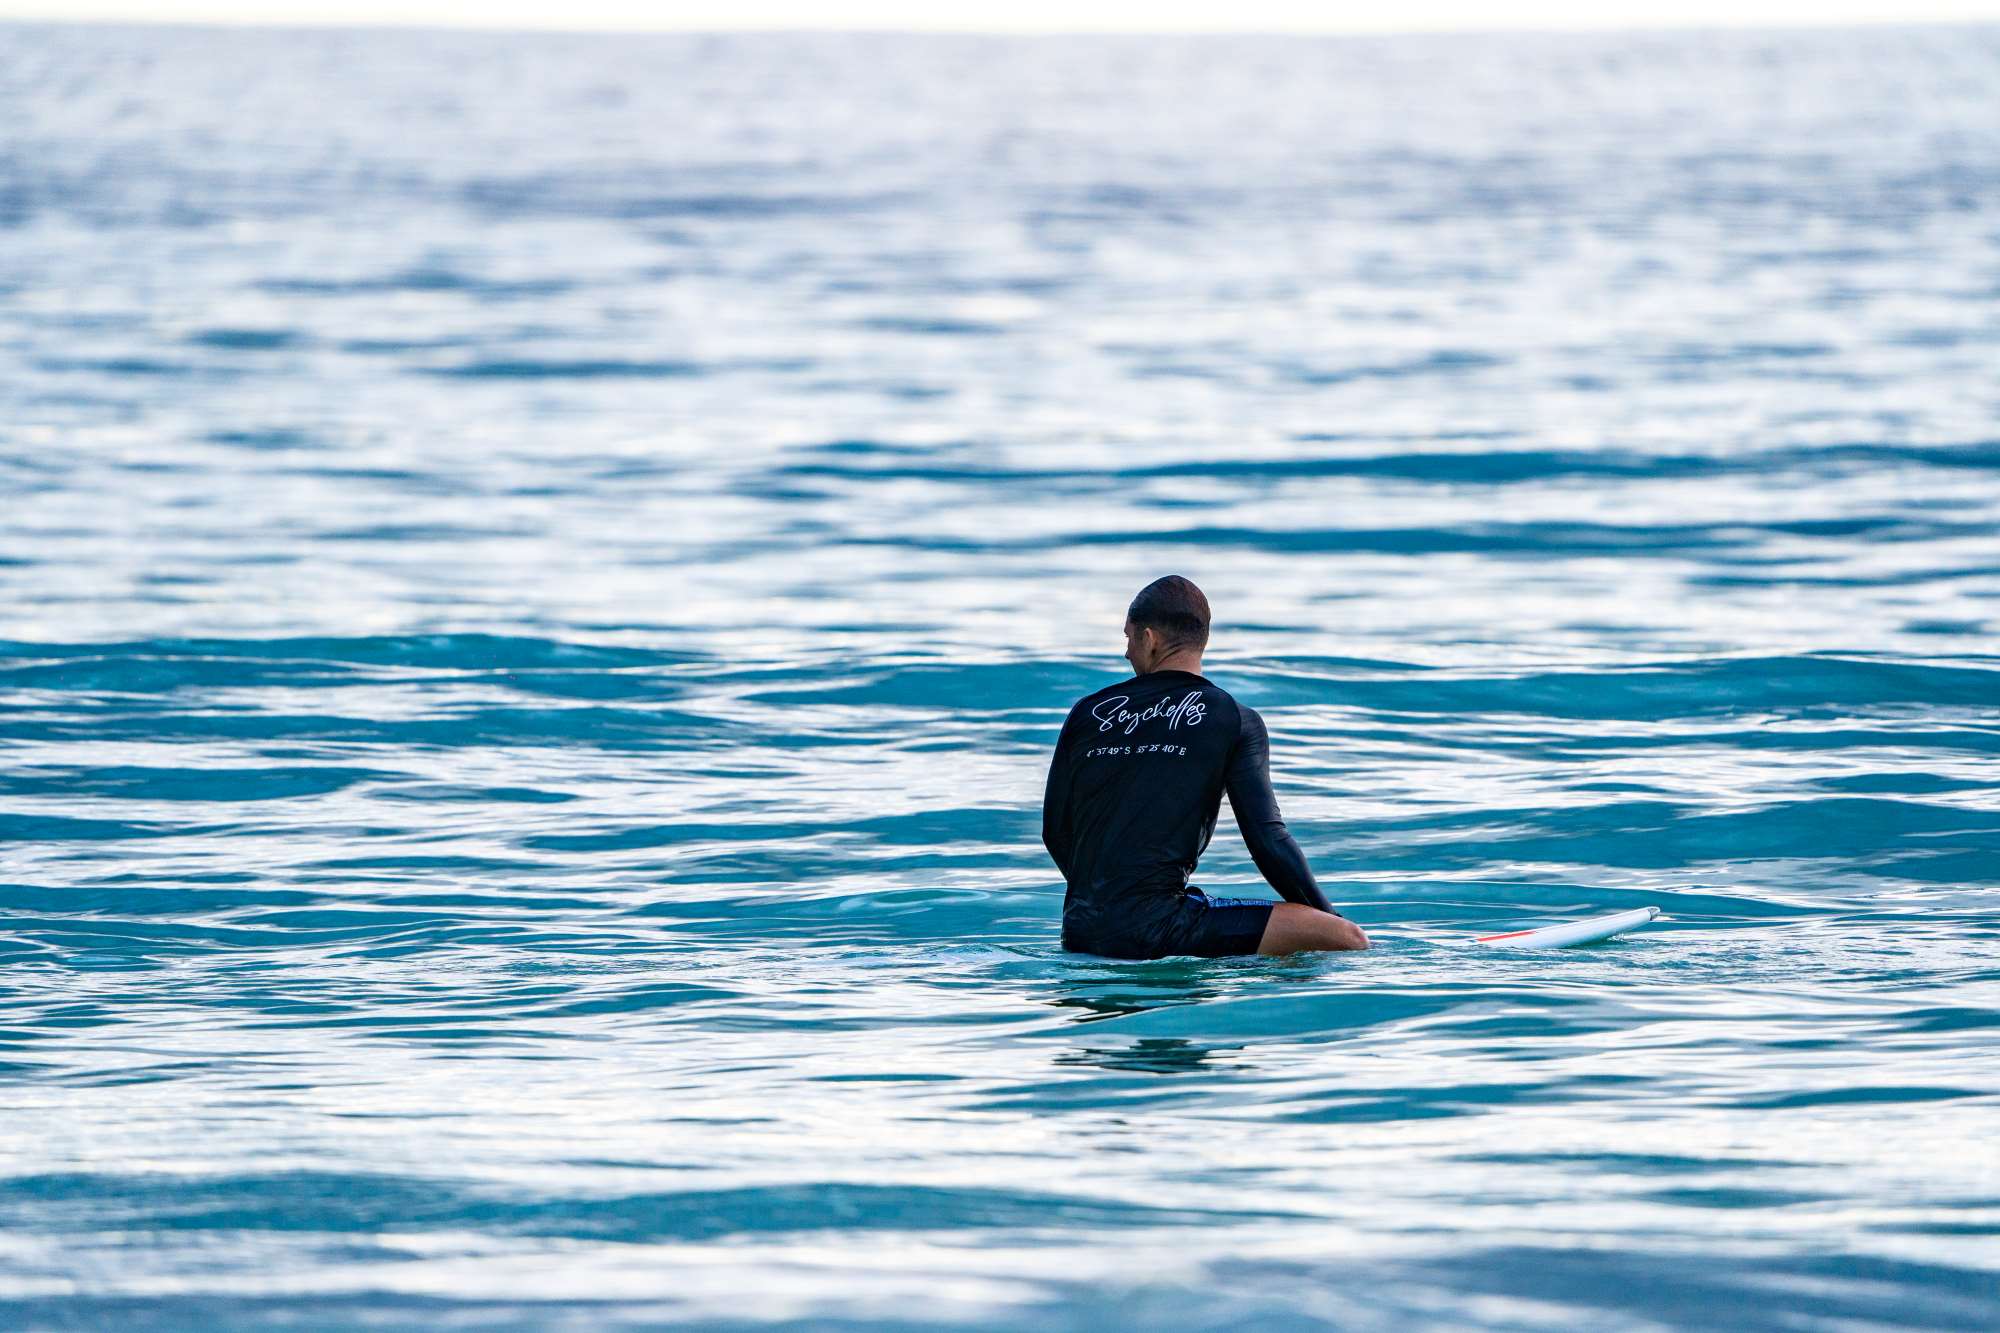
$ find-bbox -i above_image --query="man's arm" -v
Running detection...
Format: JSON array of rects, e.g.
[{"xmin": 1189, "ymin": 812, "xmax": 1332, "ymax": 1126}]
[
  {"xmin": 1224, "ymin": 706, "xmax": 1339, "ymax": 914},
  {"xmin": 1041, "ymin": 705, "xmax": 1078, "ymax": 877}
]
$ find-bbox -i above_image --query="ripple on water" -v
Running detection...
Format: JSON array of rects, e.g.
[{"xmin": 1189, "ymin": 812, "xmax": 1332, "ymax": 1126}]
[{"xmin": 2, "ymin": 20, "xmax": 1999, "ymax": 1332}]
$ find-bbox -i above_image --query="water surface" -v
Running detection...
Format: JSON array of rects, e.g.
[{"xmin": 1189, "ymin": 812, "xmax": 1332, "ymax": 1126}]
[{"xmin": 2, "ymin": 22, "xmax": 1998, "ymax": 1330}]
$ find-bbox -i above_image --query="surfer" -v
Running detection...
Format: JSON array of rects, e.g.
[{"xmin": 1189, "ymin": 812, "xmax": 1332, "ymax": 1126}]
[{"xmin": 1043, "ymin": 576, "xmax": 1369, "ymax": 959}]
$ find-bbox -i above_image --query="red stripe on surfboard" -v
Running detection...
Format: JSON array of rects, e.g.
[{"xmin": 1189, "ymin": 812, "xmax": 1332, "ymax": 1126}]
[{"xmin": 1476, "ymin": 928, "xmax": 1539, "ymax": 941}]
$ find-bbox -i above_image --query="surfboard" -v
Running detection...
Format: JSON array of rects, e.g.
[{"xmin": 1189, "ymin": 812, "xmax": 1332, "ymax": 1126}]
[{"xmin": 1475, "ymin": 905, "xmax": 1660, "ymax": 949}]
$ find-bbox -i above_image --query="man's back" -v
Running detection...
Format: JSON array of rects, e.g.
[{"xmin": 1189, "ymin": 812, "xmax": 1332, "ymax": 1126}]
[
  {"xmin": 1043, "ymin": 669, "xmax": 1238, "ymax": 936},
  {"xmin": 1043, "ymin": 668, "xmax": 1334, "ymax": 958},
  {"xmin": 1044, "ymin": 574, "xmax": 1364, "ymax": 960}
]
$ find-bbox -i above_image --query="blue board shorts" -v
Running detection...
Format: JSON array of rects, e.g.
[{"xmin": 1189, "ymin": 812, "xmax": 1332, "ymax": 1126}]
[{"xmin": 1063, "ymin": 887, "xmax": 1274, "ymax": 960}]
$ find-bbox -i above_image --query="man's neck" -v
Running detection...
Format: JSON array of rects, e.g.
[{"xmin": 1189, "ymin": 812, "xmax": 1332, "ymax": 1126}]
[{"xmin": 1145, "ymin": 652, "xmax": 1204, "ymax": 677}]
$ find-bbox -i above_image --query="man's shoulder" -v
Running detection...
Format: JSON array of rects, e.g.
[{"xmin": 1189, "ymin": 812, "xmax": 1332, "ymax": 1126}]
[
  {"xmin": 1202, "ymin": 681, "xmax": 1249, "ymax": 733},
  {"xmin": 1066, "ymin": 675, "xmax": 1243, "ymax": 707},
  {"xmin": 1059, "ymin": 674, "xmax": 1244, "ymax": 741},
  {"xmin": 1058, "ymin": 679, "xmax": 1128, "ymax": 737}
]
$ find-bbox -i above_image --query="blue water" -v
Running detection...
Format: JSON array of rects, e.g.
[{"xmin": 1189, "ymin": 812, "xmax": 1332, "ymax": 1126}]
[{"xmin": 3, "ymin": 19, "xmax": 1999, "ymax": 1329}]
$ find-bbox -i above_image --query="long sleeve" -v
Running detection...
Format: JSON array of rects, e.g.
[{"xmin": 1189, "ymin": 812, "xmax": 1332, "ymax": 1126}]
[
  {"xmin": 1041, "ymin": 707, "xmax": 1077, "ymax": 878},
  {"xmin": 1224, "ymin": 706, "xmax": 1338, "ymax": 914}
]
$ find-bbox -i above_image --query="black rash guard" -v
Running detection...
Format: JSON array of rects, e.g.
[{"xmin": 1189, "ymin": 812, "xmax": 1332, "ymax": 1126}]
[{"xmin": 1042, "ymin": 669, "xmax": 1337, "ymax": 955}]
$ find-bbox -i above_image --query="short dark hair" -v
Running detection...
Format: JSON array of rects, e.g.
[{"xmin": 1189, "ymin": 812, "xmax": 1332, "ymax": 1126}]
[{"xmin": 1126, "ymin": 575, "xmax": 1210, "ymax": 651}]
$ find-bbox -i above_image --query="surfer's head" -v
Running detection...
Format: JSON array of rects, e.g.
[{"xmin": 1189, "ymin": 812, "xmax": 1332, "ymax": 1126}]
[{"xmin": 1124, "ymin": 575, "xmax": 1209, "ymax": 673}]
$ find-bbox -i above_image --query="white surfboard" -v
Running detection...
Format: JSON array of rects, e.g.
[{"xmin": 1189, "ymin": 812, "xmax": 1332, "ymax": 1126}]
[{"xmin": 1475, "ymin": 905, "xmax": 1660, "ymax": 949}]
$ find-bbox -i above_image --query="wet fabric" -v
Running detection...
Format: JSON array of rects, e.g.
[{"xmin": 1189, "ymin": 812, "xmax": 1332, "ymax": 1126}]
[{"xmin": 1042, "ymin": 669, "xmax": 1336, "ymax": 958}]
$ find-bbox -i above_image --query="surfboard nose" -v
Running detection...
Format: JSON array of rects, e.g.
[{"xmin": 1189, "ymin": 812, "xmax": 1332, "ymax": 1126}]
[{"xmin": 1476, "ymin": 905, "xmax": 1662, "ymax": 948}]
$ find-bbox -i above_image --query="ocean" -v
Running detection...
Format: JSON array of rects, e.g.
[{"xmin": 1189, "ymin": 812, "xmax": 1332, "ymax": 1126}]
[{"xmin": 2, "ymin": 20, "xmax": 1998, "ymax": 1329}]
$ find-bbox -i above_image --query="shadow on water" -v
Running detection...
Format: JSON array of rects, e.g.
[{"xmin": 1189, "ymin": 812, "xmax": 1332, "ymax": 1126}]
[
  {"xmin": 1042, "ymin": 967, "xmax": 1250, "ymax": 1072},
  {"xmin": 1053, "ymin": 1036, "xmax": 1246, "ymax": 1074},
  {"xmin": 1044, "ymin": 960, "xmax": 1227, "ymax": 1021}
]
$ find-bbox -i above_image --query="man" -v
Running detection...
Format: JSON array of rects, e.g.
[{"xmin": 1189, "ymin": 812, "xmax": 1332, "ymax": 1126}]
[{"xmin": 1042, "ymin": 576, "xmax": 1369, "ymax": 959}]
